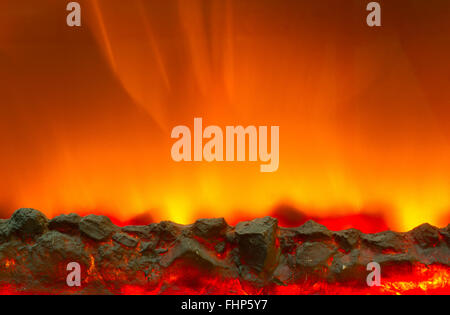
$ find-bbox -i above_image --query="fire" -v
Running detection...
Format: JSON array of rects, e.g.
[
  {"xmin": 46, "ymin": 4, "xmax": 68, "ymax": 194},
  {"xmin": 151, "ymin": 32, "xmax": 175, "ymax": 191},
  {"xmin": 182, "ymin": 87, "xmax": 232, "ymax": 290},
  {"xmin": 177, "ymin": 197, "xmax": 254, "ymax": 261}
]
[
  {"xmin": 0, "ymin": 1, "xmax": 449, "ymax": 231},
  {"xmin": 3, "ymin": 263, "xmax": 446, "ymax": 295},
  {"xmin": 379, "ymin": 265, "xmax": 449, "ymax": 295},
  {"xmin": 271, "ymin": 265, "xmax": 450, "ymax": 295},
  {"xmin": 2, "ymin": 259, "xmax": 15, "ymax": 269}
]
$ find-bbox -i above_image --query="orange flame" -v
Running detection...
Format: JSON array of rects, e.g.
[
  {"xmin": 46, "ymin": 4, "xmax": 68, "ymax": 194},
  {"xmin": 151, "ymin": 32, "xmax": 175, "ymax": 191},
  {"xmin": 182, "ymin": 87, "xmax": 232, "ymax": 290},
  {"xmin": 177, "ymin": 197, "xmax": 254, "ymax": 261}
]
[{"xmin": 0, "ymin": 1, "xmax": 449, "ymax": 231}]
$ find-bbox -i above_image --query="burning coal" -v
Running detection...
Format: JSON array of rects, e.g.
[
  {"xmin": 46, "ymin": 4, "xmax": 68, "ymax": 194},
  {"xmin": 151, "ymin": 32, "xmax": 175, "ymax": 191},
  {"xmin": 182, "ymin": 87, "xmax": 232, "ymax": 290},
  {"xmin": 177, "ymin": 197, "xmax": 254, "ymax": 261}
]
[{"xmin": 0, "ymin": 208, "xmax": 448, "ymax": 295}]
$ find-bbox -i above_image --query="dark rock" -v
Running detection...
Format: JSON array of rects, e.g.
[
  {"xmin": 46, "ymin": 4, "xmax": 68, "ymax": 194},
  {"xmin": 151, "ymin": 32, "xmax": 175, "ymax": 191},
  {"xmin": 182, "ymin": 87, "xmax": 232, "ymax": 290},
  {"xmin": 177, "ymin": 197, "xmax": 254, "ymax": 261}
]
[
  {"xmin": 238, "ymin": 265, "xmax": 266, "ymax": 287},
  {"xmin": 159, "ymin": 238, "xmax": 228, "ymax": 269},
  {"xmin": 8, "ymin": 208, "xmax": 48, "ymax": 239},
  {"xmin": 113, "ymin": 232, "xmax": 139, "ymax": 248},
  {"xmin": 278, "ymin": 228, "xmax": 297, "ymax": 253},
  {"xmin": 0, "ymin": 212, "xmax": 448, "ymax": 294},
  {"xmin": 286, "ymin": 253, "xmax": 296, "ymax": 268},
  {"xmin": 334, "ymin": 229, "xmax": 361, "ymax": 252},
  {"xmin": 155, "ymin": 248, "xmax": 168, "ymax": 255},
  {"xmin": 415, "ymin": 246, "xmax": 450, "ymax": 266},
  {"xmin": 411, "ymin": 223, "xmax": 441, "ymax": 248},
  {"xmin": 330, "ymin": 250, "xmax": 358, "ymax": 271},
  {"xmin": 374, "ymin": 252, "xmax": 416, "ymax": 266},
  {"xmin": 296, "ymin": 242, "xmax": 335, "ymax": 268},
  {"xmin": 48, "ymin": 214, "xmax": 81, "ymax": 234},
  {"xmin": 225, "ymin": 231, "xmax": 236, "ymax": 244},
  {"xmin": 79, "ymin": 215, "xmax": 117, "ymax": 241},
  {"xmin": 329, "ymin": 250, "xmax": 366, "ymax": 282},
  {"xmin": 150, "ymin": 221, "xmax": 182, "ymax": 243},
  {"xmin": 235, "ymin": 217, "xmax": 279, "ymax": 272},
  {"xmin": 139, "ymin": 240, "xmax": 158, "ymax": 254},
  {"xmin": 0, "ymin": 219, "xmax": 8, "ymax": 242},
  {"xmin": 215, "ymin": 242, "xmax": 226, "ymax": 254},
  {"xmin": 291, "ymin": 220, "xmax": 331, "ymax": 241},
  {"xmin": 31, "ymin": 231, "xmax": 86, "ymax": 261},
  {"xmin": 361, "ymin": 231, "xmax": 406, "ymax": 252},
  {"xmin": 192, "ymin": 218, "xmax": 228, "ymax": 238},
  {"xmin": 122, "ymin": 225, "xmax": 153, "ymax": 239},
  {"xmin": 29, "ymin": 231, "xmax": 88, "ymax": 282},
  {"xmin": 272, "ymin": 262, "xmax": 293, "ymax": 285},
  {"xmin": 439, "ymin": 224, "xmax": 450, "ymax": 247},
  {"xmin": 95, "ymin": 242, "xmax": 129, "ymax": 274}
]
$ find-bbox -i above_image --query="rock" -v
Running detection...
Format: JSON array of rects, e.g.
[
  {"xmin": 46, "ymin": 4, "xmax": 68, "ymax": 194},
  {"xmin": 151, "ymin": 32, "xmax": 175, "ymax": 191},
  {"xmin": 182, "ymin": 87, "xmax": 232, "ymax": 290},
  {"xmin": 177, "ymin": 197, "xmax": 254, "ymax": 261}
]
[
  {"xmin": 334, "ymin": 229, "xmax": 361, "ymax": 252},
  {"xmin": 235, "ymin": 217, "xmax": 279, "ymax": 272},
  {"xmin": 374, "ymin": 252, "xmax": 416, "ymax": 266},
  {"xmin": 95, "ymin": 242, "xmax": 129, "ymax": 276},
  {"xmin": 150, "ymin": 221, "xmax": 182, "ymax": 243},
  {"xmin": 139, "ymin": 240, "xmax": 158, "ymax": 254},
  {"xmin": 215, "ymin": 242, "xmax": 226, "ymax": 254},
  {"xmin": 439, "ymin": 224, "xmax": 450, "ymax": 247},
  {"xmin": 278, "ymin": 228, "xmax": 297, "ymax": 253},
  {"xmin": 0, "ymin": 212, "xmax": 448, "ymax": 294},
  {"xmin": 29, "ymin": 231, "xmax": 88, "ymax": 282},
  {"xmin": 272, "ymin": 259, "xmax": 293, "ymax": 284},
  {"xmin": 292, "ymin": 220, "xmax": 331, "ymax": 241},
  {"xmin": 155, "ymin": 248, "xmax": 168, "ymax": 255},
  {"xmin": 113, "ymin": 232, "xmax": 138, "ymax": 248},
  {"xmin": 160, "ymin": 238, "xmax": 227, "ymax": 270},
  {"xmin": 48, "ymin": 214, "xmax": 81, "ymax": 234},
  {"xmin": 296, "ymin": 242, "xmax": 335, "ymax": 268},
  {"xmin": 31, "ymin": 231, "xmax": 86, "ymax": 260},
  {"xmin": 8, "ymin": 208, "xmax": 48, "ymax": 239},
  {"xmin": 329, "ymin": 250, "xmax": 365, "ymax": 282},
  {"xmin": 361, "ymin": 231, "xmax": 406, "ymax": 252},
  {"xmin": 122, "ymin": 225, "xmax": 153, "ymax": 239},
  {"xmin": 410, "ymin": 223, "xmax": 441, "ymax": 248},
  {"xmin": 0, "ymin": 219, "xmax": 8, "ymax": 242},
  {"xmin": 79, "ymin": 215, "xmax": 117, "ymax": 241},
  {"xmin": 415, "ymin": 246, "xmax": 450, "ymax": 266},
  {"xmin": 225, "ymin": 231, "xmax": 236, "ymax": 244},
  {"xmin": 192, "ymin": 218, "xmax": 228, "ymax": 238}
]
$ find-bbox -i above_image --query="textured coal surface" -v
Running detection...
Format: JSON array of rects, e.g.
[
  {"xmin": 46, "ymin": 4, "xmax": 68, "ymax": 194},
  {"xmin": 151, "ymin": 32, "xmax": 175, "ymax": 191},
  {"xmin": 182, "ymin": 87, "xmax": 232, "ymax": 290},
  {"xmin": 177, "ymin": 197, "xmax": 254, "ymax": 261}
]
[{"xmin": 0, "ymin": 209, "xmax": 449, "ymax": 294}]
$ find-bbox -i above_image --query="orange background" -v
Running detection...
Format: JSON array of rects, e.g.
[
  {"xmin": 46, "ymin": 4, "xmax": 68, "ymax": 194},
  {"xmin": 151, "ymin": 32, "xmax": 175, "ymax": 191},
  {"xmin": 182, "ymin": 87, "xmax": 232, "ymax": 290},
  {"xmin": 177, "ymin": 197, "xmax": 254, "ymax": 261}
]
[{"xmin": 0, "ymin": 0, "xmax": 449, "ymax": 231}]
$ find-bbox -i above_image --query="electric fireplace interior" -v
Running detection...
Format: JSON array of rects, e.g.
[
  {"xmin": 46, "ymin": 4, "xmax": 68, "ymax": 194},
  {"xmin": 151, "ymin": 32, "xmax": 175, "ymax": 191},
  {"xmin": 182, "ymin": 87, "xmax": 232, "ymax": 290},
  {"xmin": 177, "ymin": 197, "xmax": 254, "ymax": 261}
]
[{"xmin": 0, "ymin": 0, "xmax": 449, "ymax": 296}]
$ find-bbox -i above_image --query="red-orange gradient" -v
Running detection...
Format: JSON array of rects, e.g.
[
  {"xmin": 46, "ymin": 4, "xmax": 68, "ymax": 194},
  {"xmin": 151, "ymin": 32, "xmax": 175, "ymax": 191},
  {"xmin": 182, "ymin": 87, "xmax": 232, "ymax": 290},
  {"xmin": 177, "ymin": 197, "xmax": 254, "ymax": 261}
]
[{"xmin": 0, "ymin": 0, "xmax": 449, "ymax": 231}]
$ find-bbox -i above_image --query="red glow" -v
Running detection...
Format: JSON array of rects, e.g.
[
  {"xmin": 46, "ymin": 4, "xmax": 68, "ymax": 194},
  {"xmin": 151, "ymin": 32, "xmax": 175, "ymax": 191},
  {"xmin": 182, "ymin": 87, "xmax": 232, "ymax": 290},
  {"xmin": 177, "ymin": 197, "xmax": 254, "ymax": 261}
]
[{"xmin": 1, "ymin": 263, "xmax": 447, "ymax": 295}]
